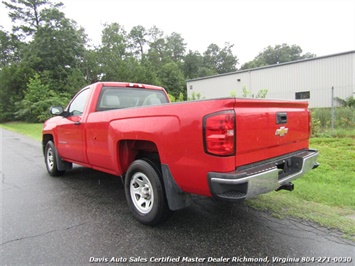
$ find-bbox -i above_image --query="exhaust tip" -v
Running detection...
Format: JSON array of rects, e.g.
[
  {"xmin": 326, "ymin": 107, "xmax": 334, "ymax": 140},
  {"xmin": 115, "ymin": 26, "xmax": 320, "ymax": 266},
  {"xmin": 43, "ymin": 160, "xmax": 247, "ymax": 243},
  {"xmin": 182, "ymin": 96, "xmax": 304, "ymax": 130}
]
[{"xmin": 313, "ymin": 162, "xmax": 320, "ymax": 169}]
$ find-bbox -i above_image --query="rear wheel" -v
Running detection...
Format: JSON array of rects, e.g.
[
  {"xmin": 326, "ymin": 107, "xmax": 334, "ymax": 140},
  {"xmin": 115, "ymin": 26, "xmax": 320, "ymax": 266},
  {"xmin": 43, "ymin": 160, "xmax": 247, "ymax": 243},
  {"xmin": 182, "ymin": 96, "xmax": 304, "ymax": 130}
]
[
  {"xmin": 45, "ymin": 141, "xmax": 65, "ymax": 176},
  {"xmin": 125, "ymin": 159, "xmax": 169, "ymax": 225}
]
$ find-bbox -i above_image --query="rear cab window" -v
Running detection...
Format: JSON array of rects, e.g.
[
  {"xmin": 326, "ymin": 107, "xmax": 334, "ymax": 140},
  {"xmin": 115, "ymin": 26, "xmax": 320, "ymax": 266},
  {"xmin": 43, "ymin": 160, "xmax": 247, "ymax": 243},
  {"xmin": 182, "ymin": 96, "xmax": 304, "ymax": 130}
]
[{"xmin": 96, "ymin": 87, "xmax": 169, "ymax": 111}]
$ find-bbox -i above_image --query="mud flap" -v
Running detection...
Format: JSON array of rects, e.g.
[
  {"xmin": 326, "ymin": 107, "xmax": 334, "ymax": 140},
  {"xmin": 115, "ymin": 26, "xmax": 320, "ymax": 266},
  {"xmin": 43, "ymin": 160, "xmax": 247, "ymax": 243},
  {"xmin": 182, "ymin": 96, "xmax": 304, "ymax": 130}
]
[
  {"xmin": 54, "ymin": 147, "xmax": 72, "ymax": 171},
  {"xmin": 161, "ymin": 164, "xmax": 191, "ymax": 211}
]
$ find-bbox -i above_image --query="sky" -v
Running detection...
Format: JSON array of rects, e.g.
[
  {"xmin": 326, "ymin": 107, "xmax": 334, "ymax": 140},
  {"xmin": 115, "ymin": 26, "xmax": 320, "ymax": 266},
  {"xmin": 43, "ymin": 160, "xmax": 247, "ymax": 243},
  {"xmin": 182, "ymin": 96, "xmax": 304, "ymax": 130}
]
[{"xmin": 1, "ymin": 0, "xmax": 355, "ymax": 66}]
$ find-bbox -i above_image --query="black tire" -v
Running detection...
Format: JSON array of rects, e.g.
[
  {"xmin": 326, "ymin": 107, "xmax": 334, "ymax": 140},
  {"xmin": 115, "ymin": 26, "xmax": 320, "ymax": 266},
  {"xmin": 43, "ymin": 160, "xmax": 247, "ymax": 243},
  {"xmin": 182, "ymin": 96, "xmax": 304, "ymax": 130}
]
[
  {"xmin": 45, "ymin": 141, "xmax": 65, "ymax": 176},
  {"xmin": 125, "ymin": 159, "xmax": 169, "ymax": 225}
]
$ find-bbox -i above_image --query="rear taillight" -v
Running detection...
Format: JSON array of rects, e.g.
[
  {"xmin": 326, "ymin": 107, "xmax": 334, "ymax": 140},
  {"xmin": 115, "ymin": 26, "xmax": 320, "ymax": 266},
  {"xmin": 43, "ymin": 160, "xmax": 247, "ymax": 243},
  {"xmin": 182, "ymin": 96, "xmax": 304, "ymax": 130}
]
[{"xmin": 203, "ymin": 110, "xmax": 236, "ymax": 156}]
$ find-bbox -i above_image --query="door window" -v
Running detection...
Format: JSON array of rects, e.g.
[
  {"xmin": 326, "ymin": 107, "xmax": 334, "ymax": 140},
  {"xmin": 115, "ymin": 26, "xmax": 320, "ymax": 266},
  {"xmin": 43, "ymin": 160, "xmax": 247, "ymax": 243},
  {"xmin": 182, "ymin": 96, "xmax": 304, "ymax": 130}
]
[{"xmin": 68, "ymin": 88, "xmax": 91, "ymax": 116}]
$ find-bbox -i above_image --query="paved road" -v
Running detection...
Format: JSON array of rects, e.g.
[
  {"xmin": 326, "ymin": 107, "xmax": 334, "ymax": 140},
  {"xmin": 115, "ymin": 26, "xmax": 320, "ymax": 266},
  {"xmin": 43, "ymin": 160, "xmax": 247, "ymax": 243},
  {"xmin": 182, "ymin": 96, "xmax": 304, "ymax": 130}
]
[{"xmin": 1, "ymin": 128, "xmax": 354, "ymax": 265}]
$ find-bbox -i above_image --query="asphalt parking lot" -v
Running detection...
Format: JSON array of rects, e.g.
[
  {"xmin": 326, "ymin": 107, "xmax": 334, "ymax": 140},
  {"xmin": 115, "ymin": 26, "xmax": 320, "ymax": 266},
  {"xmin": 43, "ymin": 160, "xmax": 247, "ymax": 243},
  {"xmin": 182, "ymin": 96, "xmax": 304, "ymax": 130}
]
[{"xmin": 1, "ymin": 129, "xmax": 354, "ymax": 265}]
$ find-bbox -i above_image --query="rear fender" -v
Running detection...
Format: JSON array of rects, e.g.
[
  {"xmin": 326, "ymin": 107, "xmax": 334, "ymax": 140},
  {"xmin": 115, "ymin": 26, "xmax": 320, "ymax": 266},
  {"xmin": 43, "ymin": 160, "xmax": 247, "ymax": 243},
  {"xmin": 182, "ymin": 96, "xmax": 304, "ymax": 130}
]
[{"xmin": 118, "ymin": 140, "xmax": 190, "ymax": 211}]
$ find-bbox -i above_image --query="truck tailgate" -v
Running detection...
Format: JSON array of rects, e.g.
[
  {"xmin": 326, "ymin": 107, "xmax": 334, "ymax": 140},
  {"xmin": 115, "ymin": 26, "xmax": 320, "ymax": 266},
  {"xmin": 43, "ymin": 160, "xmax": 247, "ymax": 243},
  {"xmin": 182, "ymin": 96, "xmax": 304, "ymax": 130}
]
[{"xmin": 234, "ymin": 99, "xmax": 310, "ymax": 167}]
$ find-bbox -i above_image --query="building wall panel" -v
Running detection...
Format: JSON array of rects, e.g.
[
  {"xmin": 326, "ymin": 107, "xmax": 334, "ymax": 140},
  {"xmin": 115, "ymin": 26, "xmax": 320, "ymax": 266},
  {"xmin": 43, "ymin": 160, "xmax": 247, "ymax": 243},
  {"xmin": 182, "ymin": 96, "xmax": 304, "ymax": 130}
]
[{"xmin": 187, "ymin": 51, "xmax": 355, "ymax": 108}]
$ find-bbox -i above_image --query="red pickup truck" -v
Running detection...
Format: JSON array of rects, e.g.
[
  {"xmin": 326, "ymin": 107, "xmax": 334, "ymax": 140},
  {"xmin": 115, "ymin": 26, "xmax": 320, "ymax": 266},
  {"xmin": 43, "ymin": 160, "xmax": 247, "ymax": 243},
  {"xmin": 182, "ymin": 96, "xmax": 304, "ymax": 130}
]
[{"xmin": 42, "ymin": 82, "xmax": 319, "ymax": 225}]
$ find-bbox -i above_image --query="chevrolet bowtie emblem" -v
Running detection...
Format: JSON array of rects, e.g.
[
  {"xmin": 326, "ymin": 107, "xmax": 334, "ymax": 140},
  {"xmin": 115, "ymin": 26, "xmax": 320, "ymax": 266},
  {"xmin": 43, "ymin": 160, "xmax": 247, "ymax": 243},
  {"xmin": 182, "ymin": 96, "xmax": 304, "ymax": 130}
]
[{"xmin": 275, "ymin": 126, "xmax": 288, "ymax": 137}]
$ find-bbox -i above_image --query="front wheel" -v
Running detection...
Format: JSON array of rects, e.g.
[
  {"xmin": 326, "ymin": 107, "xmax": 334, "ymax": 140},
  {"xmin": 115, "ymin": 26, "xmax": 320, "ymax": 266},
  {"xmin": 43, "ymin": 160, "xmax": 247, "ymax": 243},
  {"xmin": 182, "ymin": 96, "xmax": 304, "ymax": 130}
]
[
  {"xmin": 45, "ymin": 141, "xmax": 65, "ymax": 176},
  {"xmin": 125, "ymin": 159, "xmax": 169, "ymax": 225}
]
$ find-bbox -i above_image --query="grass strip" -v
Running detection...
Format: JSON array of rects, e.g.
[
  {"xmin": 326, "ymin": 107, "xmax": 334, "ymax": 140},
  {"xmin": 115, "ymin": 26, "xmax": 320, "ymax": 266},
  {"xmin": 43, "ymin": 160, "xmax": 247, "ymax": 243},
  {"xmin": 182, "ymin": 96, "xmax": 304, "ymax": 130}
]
[{"xmin": 0, "ymin": 122, "xmax": 43, "ymax": 141}]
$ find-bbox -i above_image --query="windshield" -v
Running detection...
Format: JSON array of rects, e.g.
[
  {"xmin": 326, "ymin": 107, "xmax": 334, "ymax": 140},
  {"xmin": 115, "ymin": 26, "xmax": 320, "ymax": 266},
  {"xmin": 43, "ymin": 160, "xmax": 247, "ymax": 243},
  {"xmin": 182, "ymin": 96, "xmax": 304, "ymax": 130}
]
[{"xmin": 96, "ymin": 87, "xmax": 169, "ymax": 111}]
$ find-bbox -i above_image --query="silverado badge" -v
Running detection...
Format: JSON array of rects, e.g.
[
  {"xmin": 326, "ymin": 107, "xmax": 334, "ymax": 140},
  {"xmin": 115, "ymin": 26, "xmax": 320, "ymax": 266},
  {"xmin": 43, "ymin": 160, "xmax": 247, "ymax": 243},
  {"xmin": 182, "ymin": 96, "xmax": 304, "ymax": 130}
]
[{"xmin": 275, "ymin": 126, "xmax": 288, "ymax": 137}]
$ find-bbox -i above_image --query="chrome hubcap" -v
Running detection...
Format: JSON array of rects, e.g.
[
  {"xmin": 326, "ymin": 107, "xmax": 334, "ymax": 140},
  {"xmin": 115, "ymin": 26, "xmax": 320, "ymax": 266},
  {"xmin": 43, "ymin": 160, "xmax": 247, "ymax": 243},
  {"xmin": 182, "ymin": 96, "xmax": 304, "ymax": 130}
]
[
  {"xmin": 130, "ymin": 172, "xmax": 154, "ymax": 214},
  {"xmin": 46, "ymin": 148, "xmax": 54, "ymax": 170}
]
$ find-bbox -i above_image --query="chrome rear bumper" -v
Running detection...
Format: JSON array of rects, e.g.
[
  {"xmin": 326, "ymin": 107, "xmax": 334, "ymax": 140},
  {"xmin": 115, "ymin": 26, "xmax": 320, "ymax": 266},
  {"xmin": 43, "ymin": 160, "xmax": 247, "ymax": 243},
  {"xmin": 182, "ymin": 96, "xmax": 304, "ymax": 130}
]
[{"xmin": 208, "ymin": 149, "xmax": 319, "ymax": 201}]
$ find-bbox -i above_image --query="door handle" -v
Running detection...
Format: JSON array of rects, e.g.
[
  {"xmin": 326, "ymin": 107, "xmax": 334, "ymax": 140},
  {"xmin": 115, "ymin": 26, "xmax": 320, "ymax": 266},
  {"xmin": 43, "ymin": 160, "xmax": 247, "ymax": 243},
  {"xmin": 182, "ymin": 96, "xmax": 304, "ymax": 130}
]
[
  {"xmin": 276, "ymin": 112, "xmax": 287, "ymax": 124},
  {"xmin": 74, "ymin": 121, "xmax": 81, "ymax": 125}
]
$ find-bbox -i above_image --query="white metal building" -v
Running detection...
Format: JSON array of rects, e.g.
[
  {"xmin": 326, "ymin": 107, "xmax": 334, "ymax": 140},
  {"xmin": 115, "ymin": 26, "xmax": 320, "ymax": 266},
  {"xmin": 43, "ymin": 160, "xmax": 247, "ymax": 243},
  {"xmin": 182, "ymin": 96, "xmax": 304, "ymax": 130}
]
[{"xmin": 186, "ymin": 50, "xmax": 355, "ymax": 108}]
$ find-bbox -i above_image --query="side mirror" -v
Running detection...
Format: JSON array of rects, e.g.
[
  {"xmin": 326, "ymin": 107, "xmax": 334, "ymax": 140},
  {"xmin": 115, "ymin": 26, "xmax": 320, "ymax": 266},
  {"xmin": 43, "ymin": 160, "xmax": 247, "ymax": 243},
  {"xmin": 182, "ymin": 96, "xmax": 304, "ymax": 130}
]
[{"xmin": 50, "ymin": 106, "xmax": 64, "ymax": 116}]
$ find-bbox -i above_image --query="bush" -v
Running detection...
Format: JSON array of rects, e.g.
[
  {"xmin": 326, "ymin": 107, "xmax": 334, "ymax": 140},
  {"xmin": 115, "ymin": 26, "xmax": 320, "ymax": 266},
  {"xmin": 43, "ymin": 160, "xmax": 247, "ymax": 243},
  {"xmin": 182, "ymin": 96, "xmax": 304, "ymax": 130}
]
[
  {"xmin": 311, "ymin": 107, "xmax": 355, "ymax": 136},
  {"xmin": 15, "ymin": 74, "xmax": 70, "ymax": 122},
  {"xmin": 335, "ymin": 107, "xmax": 355, "ymax": 128}
]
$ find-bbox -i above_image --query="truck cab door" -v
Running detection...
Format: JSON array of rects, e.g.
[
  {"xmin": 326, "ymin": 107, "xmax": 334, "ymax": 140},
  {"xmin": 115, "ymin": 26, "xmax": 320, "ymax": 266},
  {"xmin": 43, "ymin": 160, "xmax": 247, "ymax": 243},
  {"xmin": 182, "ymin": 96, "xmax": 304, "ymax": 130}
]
[{"xmin": 56, "ymin": 88, "xmax": 91, "ymax": 163}]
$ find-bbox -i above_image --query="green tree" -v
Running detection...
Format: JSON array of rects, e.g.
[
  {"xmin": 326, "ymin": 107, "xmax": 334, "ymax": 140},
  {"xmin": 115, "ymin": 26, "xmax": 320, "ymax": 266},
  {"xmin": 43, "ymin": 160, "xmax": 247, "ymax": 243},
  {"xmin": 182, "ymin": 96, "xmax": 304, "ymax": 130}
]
[
  {"xmin": 203, "ymin": 42, "xmax": 238, "ymax": 74},
  {"xmin": 241, "ymin": 44, "xmax": 315, "ymax": 70},
  {"xmin": 98, "ymin": 23, "xmax": 158, "ymax": 84},
  {"xmin": 182, "ymin": 50, "xmax": 203, "ymax": 79},
  {"xmin": 0, "ymin": 28, "xmax": 15, "ymax": 67},
  {"xmin": 64, "ymin": 68, "xmax": 87, "ymax": 95},
  {"xmin": 158, "ymin": 61, "xmax": 186, "ymax": 98},
  {"xmin": 217, "ymin": 42, "xmax": 238, "ymax": 73},
  {"xmin": 80, "ymin": 48, "xmax": 102, "ymax": 83},
  {"xmin": 128, "ymin": 25, "xmax": 147, "ymax": 60},
  {"xmin": 197, "ymin": 67, "xmax": 217, "ymax": 77},
  {"xmin": 24, "ymin": 7, "xmax": 87, "ymax": 91},
  {"xmin": 0, "ymin": 63, "xmax": 35, "ymax": 121},
  {"xmin": 138, "ymin": 59, "xmax": 160, "ymax": 85},
  {"xmin": 165, "ymin": 32, "xmax": 186, "ymax": 64},
  {"xmin": 203, "ymin": 43, "xmax": 219, "ymax": 72},
  {"xmin": 98, "ymin": 22, "xmax": 130, "ymax": 81},
  {"xmin": 2, "ymin": 0, "xmax": 63, "ymax": 39},
  {"xmin": 101, "ymin": 22, "xmax": 128, "ymax": 59},
  {"xmin": 15, "ymin": 73, "xmax": 69, "ymax": 122},
  {"xmin": 147, "ymin": 26, "xmax": 165, "ymax": 59}
]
